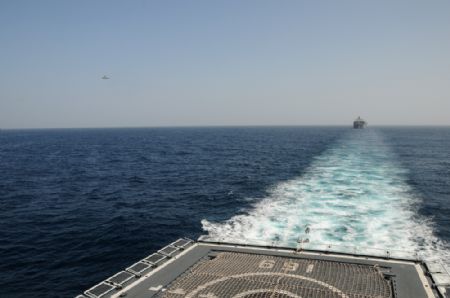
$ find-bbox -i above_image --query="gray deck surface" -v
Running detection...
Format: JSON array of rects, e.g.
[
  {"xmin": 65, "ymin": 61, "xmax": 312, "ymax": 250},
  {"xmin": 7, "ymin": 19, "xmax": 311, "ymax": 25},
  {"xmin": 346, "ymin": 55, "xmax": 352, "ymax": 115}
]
[
  {"xmin": 156, "ymin": 252, "xmax": 391, "ymax": 297},
  {"xmin": 116, "ymin": 243, "xmax": 432, "ymax": 298}
]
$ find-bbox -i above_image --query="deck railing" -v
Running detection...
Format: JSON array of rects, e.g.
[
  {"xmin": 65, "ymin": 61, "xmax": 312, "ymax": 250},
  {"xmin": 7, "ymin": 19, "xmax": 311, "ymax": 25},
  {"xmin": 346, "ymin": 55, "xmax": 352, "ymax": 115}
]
[{"xmin": 198, "ymin": 235, "xmax": 432, "ymax": 261}]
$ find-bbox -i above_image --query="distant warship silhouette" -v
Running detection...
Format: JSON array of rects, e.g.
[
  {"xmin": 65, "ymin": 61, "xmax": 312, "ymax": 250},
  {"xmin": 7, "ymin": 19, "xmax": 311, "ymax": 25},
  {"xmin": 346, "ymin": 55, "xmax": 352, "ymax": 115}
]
[{"xmin": 353, "ymin": 116, "xmax": 367, "ymax": 129}]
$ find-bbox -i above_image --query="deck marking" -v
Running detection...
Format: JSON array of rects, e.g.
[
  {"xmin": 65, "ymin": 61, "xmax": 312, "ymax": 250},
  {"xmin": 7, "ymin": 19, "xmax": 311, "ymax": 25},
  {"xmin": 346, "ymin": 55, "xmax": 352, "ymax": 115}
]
[
  {"xmin": 185, "ymin": 272, "xmax": 349, "ymax": 298},
  {"xmin": 283, "ymin": 261, "xmax": 299, "ymax": 271},
  {"xmin": 168, "ymin": 288, "xmax": 185, "ymax": 295},
  {"xmin": 149, "ymin": 285, "xmax": 163, "ymax": 291},
  {"xmin": 199, "ymin": 293, "xmax": 218, "ymax": 298},
  {"xmin": 233, "ymin": 289, "xmax": 302, "ymax": 298},
  {"xmin": 259, "ymin": 259, "xmax": 275, "ymax": 269}
]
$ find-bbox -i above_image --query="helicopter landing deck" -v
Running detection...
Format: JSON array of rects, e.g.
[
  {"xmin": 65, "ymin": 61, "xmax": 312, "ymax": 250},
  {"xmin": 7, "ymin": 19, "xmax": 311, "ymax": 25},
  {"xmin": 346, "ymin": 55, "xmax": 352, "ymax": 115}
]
[{"xmin": 78, "ymin": 239, "xmax": 448, "ymax": 298}]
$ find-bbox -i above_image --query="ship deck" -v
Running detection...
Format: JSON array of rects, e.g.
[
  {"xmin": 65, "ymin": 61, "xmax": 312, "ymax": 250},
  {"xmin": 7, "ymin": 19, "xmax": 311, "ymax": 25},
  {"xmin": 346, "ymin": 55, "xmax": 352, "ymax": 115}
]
[{"xmin": 77, "ymin": 239, "xmax": 449, "ymax": 298}]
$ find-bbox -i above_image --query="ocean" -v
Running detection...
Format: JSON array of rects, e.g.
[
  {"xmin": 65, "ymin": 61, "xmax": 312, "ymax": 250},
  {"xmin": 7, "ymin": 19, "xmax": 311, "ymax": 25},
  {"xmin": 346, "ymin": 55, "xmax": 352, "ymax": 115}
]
[{"xmin": 0, "ymin": 127, "xmax": 449, "ymax": 297}]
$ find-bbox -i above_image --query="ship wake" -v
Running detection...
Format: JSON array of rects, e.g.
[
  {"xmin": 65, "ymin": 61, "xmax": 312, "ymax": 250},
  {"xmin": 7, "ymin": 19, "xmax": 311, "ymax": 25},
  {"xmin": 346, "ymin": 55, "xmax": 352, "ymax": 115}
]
[{"xmin": 202, "ymin": 130, "xmax": 450, "ymax": 264}]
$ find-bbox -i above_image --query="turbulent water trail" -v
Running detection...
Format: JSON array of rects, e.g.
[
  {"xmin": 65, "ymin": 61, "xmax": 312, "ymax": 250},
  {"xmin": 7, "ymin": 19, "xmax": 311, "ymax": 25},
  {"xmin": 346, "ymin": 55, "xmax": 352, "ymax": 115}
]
[{"xmin": 202, "ymin": 129, "xmax": 450, "ymax": 263}]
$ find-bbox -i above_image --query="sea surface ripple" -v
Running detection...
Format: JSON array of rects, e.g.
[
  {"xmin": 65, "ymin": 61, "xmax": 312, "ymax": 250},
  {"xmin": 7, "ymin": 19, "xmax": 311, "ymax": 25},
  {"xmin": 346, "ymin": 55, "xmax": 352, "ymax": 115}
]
[{"xmin": 0, "ymin": 127, "xmax": 449, "ymax": 297}]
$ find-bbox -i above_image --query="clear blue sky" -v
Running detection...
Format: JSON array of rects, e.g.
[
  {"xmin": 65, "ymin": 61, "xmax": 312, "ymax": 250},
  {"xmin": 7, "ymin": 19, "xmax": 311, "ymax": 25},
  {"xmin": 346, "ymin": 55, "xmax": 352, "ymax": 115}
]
[{"xmin": 1, "ymin": 1, "xmax": 450, "ymax": 128}]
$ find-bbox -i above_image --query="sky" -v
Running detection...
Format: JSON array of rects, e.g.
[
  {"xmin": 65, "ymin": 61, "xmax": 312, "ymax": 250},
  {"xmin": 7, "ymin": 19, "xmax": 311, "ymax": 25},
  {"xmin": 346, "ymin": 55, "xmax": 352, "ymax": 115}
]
[{"xmin": 1, "ymin": 1, "xmax": 450, "ymax": 128}]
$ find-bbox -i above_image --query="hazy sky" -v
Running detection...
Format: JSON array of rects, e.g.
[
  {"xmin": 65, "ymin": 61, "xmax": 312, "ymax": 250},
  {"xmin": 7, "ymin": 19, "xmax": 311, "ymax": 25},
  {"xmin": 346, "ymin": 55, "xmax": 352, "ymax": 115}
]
[{"xmin": 1, "ymin": 1, "xmax": 450, "ymax": 128}]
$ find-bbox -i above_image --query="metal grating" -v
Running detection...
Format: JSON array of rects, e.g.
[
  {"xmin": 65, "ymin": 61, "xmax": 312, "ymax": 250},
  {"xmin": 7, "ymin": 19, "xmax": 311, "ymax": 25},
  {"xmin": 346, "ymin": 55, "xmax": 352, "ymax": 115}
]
[
  {"xmin": 159, "ymin": 245, "xmax": 179, "ymax": 257},
  {"xmin": 173, "ymin": 238, "xmax": 192, "ymax": 249},
  {"xmin": 84, "ymin": 282, "xmax": 115, "ymax": 298},
  {"xmin": 107, "ymin": 271, "xmax": 135, "ymax": 286},
  {"xmin": 157, "ymin": 252, "xmax": 393, "ymax": 298},
  {"xmin": 145, "ymin": 253, "xmax": 166, "ymax": 266},
  {"xmin": 126, "ymin": 261, "xmax": 152, "ymax": 276}
]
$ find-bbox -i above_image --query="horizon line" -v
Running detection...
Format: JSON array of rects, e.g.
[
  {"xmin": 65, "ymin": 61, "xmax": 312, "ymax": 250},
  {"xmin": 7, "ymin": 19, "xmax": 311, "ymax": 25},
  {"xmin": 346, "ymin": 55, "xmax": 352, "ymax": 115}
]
[{"xmin": 2, "ymin": 124, "xmax": 450, "ymax": 130}]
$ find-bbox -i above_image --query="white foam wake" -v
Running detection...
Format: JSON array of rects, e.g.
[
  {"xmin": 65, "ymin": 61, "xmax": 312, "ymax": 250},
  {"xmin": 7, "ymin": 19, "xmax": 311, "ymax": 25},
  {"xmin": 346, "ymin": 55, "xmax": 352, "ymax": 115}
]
[{"xmin": 201, "ymin": 130, "xmax": 450, "ymax": 264}]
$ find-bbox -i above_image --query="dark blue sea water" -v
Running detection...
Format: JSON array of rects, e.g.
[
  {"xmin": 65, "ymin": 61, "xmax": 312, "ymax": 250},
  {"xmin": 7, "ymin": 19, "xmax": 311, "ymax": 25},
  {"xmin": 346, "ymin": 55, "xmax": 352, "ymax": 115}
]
[{"xmin": 0, "ymin": 127, "xmax": 449, "ymax": 297}]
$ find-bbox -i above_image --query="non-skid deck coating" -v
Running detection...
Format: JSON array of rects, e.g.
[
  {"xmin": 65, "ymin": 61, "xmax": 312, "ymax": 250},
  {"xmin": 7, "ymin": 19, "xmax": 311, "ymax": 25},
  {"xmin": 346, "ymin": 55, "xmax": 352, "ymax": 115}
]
[
  {"xmin": 79, "ymin": 241, "xmax": 444, "ymax": 298},
  {"xmin": 157, "ymin": 252, "xmax": 391, "ymax": 298}
]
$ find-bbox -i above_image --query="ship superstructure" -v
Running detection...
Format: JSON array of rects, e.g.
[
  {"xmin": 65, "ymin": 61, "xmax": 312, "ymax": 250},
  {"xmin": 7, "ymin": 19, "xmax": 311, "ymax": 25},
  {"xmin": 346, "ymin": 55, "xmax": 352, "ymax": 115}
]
[
  {"xmin": 76, "ymin": 238, "xmax": 450, "ymax": 298},
  {"xmin": 353, "ymin": 116, "xmax": 367, "ymax": 129}
]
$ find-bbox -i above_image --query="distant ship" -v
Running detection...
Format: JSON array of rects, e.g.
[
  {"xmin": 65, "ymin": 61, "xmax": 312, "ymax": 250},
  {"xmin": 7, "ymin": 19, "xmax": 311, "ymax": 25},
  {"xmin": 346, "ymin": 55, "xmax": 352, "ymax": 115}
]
[{"xmin": 353, "ymin": 116, "xmax": 367, "ymax": 129}]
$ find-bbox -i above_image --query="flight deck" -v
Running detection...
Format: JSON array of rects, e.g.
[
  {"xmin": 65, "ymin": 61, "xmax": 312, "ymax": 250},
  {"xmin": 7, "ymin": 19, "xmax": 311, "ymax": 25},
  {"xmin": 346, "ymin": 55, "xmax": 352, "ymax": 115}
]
[{"xmin": 77, "ymin": 239, "xmax": 450, "ymax": 298}]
